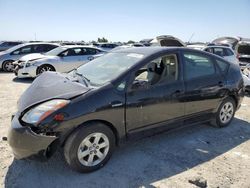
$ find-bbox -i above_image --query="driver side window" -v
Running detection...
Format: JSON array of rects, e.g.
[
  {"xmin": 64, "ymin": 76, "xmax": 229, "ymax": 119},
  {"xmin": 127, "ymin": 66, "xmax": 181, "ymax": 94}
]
[{"xmin": 132, "ymin": 54, "xmax": 178, "ymax": 89}]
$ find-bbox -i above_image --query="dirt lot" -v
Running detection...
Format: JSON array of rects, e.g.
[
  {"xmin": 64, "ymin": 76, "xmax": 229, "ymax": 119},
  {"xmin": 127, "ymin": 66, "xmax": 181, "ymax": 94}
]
[{"xmin": 1, "ymin": 72, "xmax": 250, "ymax": 188}]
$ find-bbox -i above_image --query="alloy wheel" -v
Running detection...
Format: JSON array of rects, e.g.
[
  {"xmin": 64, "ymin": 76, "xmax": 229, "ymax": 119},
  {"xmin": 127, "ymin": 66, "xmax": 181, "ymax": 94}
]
[
  {"xmin": 4, "ymin": 61, "xmax": 14, "ymax": 72},
  {"xmin": 77, "ymin": 132, "xmax": 109, "ymax": 167},
  {"xmin": 219, "ymin": 102, "xmax": 234, "ymax": 124},
  {"xmin": 39, "ymin": 66, "xmax": 52, "ymax": 73}
]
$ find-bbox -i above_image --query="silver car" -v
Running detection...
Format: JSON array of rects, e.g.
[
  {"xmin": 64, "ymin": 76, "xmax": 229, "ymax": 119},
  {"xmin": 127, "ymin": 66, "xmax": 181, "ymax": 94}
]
[
  {"xmin": 13, "ymin": 45, "xmax": 106, "ymax": 78},
  {"xmin": 0, "ymin": 41, "xmax": 22, "ymax": 52},
  {"xmin": 0, "ymin": 42, "xmax": 60, "ymax": 72}
]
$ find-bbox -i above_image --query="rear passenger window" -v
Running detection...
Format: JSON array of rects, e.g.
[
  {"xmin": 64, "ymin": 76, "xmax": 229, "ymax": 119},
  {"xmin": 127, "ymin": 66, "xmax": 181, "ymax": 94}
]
[
  {"xmin": 183, "ymin": 53, "xmax": 216, "ymax": 80},
  {"xmin": 216, "ymin": 59, "xmax": 229, "ymax": 73},
  {"xmin": 224, "ymin": 48, "xmax": 234, "ymax": 56},
  {"xmin": 213, "ymin": 48, "xmax": 224, "ymax": 57}
]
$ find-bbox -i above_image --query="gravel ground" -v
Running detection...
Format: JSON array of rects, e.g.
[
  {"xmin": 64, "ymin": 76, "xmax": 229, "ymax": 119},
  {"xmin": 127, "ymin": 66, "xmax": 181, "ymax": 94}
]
[{"xmin": 1, "ymin": 72, "xmax": 250, "ymax": 188}]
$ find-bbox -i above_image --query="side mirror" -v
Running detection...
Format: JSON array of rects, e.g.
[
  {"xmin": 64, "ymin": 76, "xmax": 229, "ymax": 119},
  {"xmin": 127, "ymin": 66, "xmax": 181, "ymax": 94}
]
[{"xmin": 131, "ymin": 80, "xmax": 149, "ymax": 90}]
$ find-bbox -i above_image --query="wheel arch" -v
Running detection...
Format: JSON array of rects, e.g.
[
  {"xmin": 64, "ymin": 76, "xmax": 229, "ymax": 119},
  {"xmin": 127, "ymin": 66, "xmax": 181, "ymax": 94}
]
[
  {"xmin": 60, "ymin": 119, "xmax": 120, "ymax": 147},
  {"xmin": 2, "ymin": 59, "xmax": 15, "ymax": 70},
  {"xmin": 36, "ymin": 64, "xmax": 56, "ymax": 75}
]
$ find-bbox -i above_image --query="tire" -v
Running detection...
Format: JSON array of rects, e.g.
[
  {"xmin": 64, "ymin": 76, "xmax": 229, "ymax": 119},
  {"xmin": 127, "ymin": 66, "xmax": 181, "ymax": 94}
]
[
  {"xmin": 64, "ymin": 123, "xmax": 115, "ymax": 173},
  {"xmin": 210, "ymin": 97, "xmax": 236, "ymax": 128},
  {"xmin": 37, "ymin": 64, "xmax": 55, "ymax": 75},
  {"xmin": 2, "ymin": 60, "xmax": 14, "ymax": 72}
]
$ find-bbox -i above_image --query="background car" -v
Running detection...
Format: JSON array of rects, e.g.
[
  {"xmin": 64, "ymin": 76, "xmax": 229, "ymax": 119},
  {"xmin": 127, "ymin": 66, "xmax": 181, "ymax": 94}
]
[
  {"xmin": 242, "ymin": 64, "xmax": 250, "ymax": 94},
  {"xmin": 150, "ymin": 35, "xmax": 186, "ymax": 47},
  {"xmin": 235, "ymin": 40, "xmax": 250, "ymax": 67},
  {"xmin": 211, "ymin": 36, "xmax": 240, "ymax": 49},
  {"xmin": 0, "ymin": 42, "xmax": 60, "ymax": 72},
  {"xmin": 187, "ymin": 42, "xmax": 207, "ymax": 50},
  {"xmin": 92, "ymin": 43, "xmax": 119, "ymax": 51},
  {"xmin": 203, "ymin": 46, "xmax": 238, "ymax": 64},
  {"xmin": 0, "ymin": 41, "xmax": 23, "ymax": 52},
  {"xmin": 14, "ymin": 45, "xmax": 106, "ymax": 78},
  {"xmin": 8, "ymin": 47, "xmax": 244, "ymax": 173}
]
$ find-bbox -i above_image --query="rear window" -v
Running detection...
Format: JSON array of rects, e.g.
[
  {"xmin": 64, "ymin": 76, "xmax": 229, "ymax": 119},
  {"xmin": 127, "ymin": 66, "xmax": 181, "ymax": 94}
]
[{"xmin": 238, "ymin": 45, "xmax": 250, "ymax": 55}]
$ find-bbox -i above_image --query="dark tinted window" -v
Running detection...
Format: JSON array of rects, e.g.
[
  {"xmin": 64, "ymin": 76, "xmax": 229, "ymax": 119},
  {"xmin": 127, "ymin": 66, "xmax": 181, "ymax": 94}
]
[
  {"xmin": 33, "ymin": 44, "xmax": 58, "ymax": 53},
  {"xmin": 33, "ymin": 45, "xmax": 45, "ymax": 53},
  {"xmin": 43, "ymin": 44, "xmax": 57, "ymax": 52},
  {"xmin": 83, "ymin": 48, "xmax": 97, "ymax": 55},
  {"xmin": 204, "ymin": 48, "xmax": 213, "ymax": 53},
  {"xmin": 237, "ymin": 45, "xmax": 250, "ymax": 55},
  {"xmin": 216, "ymin": 59, "xmax": 229, "ymax": 73},
  {"xmin": 223, "ymin": 48, "xmax": 234, "ymax": 56},
  {"xmin": 183, "ymin": 52, "xmax": 215, "ymax": 80},
  {"xmin": 60, "ymin": 48, "xmax": 82, "ymax": 56}
]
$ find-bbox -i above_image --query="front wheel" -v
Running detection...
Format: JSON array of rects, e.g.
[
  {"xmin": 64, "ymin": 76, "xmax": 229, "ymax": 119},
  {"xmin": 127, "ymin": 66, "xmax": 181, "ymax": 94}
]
[
  {"xmin": 2, "ymin": 60, "xmax": 14, "ymax": 72},
  {"xmin": 210, "ymin": 97, "xmax": 236, "ymax": 128},
  {"xmin": 36, "ymin": 64, "xmax": 55, "ymax": 75},
  {"xmin": 64, "ymin": 123, "xmax": 115, "ymax": 173}
]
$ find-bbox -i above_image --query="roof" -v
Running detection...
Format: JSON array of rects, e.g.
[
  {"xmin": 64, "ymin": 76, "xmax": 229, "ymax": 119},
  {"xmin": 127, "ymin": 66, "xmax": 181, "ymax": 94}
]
[
  {"xmin": 204, "ymin": 45, "xmax": 233, "ymax": 49},
  {"xmin": 111, "ymin": 46, "xmax": 181, "ymax": 56}
]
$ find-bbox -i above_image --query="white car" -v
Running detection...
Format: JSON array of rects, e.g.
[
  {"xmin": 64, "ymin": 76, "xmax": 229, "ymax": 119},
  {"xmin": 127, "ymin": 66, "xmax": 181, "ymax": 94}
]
[
  {"xmin": 0, "ymin": 42, "xmax": 60, "ymax": 72},
  {"xmin": 242, "ymin": 65, "xmax": 250, "ymax": 94},
  {"xmin": 14, "ymin": 45, "xmax": 106, "ymax": 78},
  {"xmin": 92, "ymin": 43, "xmax": 119, "ymax": 51},
  {"xmin": 203, "ymin": 46, "xmax": 239, "ymax": 64}
]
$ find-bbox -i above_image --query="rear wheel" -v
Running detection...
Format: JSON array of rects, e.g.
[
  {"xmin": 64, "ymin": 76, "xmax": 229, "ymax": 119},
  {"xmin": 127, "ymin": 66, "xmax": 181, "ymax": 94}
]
[
  {"xmin": 2, "ymin": 60, "xmax": 14, "ymax": 72},
  {"xmin": 64, "ymin": 123, "xmax": 115, "ymax": 173},
  {"xmin": 210, "ymin": 97, "xmax": 236, "ymax": 128},
  {"xmin": 37, "ymin": 64, "xmax": 55, "ymax": 75}
]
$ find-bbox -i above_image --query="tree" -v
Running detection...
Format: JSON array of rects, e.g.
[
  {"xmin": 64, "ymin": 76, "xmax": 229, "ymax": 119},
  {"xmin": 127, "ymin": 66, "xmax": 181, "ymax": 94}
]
[
  {"xmin": 127, "ymin": 40, "xmax": 135, "ymax": 44},
  {"xmin": 97, "ymin": 37, "xmax": 108, "ymax": 43}
]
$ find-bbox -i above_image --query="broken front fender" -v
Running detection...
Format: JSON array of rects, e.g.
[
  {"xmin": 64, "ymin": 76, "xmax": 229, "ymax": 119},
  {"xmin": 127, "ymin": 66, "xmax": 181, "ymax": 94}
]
[{"xmin": 8, "ymin": 115, "xmax": 58, "ymax": 160}]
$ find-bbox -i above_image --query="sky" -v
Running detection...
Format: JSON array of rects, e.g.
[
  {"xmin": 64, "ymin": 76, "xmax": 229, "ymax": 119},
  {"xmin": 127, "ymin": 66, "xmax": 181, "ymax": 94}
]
[{"xmin": 0, "ymin": 0, "xmax": 249, "ymax": 42}]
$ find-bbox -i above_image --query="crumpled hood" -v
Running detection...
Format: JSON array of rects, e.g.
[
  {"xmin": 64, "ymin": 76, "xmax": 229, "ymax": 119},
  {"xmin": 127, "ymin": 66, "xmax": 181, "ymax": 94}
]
[
  {"xmin": 18, "ymin": 72, "xmax": 90, "ymax": 112},
  {"xmin": 19, "ymin": 53, "xmax": 55, "ymax": 62}
]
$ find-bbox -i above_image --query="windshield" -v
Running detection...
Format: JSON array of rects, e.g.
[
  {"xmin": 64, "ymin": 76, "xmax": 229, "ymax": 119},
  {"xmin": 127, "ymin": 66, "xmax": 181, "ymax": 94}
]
[
  {"xmin": 45, "ymin": 46, "xmax": 68, "ymax": 56},
  {"xmin": 73, "ymin": 52, "xmax": 144, "ymax": 86}
]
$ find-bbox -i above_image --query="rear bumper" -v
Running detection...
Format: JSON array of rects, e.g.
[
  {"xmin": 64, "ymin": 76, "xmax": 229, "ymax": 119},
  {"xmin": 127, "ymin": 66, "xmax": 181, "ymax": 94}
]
[{"xmin": 8, "ymin": 115, "xmax": 58, "ymax": 160}]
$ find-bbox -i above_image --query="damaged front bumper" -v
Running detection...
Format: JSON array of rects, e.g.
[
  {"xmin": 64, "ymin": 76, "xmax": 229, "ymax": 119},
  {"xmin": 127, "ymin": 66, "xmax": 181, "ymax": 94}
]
[{"xmin": 8, "ymin": 115, "xmax": 58, "ymax": 160}]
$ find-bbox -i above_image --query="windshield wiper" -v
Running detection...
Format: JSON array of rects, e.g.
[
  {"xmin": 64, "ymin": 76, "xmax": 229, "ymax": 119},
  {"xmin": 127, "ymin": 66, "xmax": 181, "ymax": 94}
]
[{"xmin": 72, "ymin": 69, "xmax": 90, "ymax": 86}]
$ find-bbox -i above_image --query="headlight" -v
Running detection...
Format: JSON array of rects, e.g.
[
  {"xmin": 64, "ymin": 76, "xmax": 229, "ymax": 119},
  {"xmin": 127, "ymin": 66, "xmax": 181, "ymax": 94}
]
[
  {"xmin": 25, "ymin": 61, "xmax": 31, "ymax": 67},
  {"xmin": 21, "ymin": 99, "xmax": 70, "ymax": 125}
]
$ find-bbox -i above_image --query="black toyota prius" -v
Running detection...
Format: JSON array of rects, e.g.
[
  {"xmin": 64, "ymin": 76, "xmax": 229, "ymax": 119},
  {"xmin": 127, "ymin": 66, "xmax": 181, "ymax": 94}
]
[{"xmin": 8, "ymin": 47, "xmax": 244, "ymax": 173}]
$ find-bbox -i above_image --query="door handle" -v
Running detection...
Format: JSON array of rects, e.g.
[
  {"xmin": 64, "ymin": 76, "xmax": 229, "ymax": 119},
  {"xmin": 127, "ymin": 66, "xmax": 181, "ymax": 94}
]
[
  {"xmin": 218, "ymin": 81, "xmax": 224, "ymax": 87},
  {"xmin": 110, "ymin": 101, "xmax": 123, "ymax": 107},
  {"xmin": 171, "ymin": 90, "xmax": 183, "ymax": 97}
]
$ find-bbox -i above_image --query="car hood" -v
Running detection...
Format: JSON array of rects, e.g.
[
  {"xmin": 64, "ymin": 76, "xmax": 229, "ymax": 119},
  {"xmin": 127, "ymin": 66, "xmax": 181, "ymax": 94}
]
[
  {"xmin": 18, "ymin": 72, "xmax": 91, "ymax": 112},
  {"xmin": 19, "ymin": 53, "xmax": 55, "ymax": 62},
  {"xmin": 0, "ymin": 51, "xmax": 7, "ymax": 56}
]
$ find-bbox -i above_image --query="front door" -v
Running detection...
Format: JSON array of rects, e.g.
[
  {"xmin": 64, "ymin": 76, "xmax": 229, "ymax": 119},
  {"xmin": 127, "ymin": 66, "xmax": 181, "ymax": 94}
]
[{"xmin": 126, "ymin": 52, "xmax": 185, "ymax": 133}]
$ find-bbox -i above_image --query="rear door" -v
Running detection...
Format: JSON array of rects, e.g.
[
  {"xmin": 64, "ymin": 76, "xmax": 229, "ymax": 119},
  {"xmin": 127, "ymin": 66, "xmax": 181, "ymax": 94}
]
[
  {"xmin": 58, "ymin": 48, "xmax": 84, "ymax": 72},
  {"xmin": 182, "ymin": 50, "xmax": 225, "ymax": 123},
  {"xmin": 80, "ymin": 48, "xmax": 99, "ymax": 63}
]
